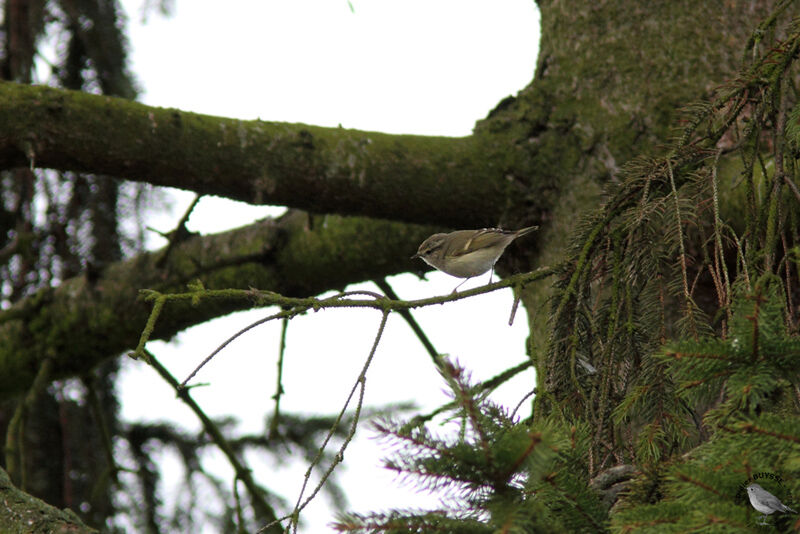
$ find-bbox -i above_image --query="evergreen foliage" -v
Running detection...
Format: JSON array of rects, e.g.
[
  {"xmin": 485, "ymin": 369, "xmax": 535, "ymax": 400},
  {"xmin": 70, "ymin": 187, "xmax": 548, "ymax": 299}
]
[
  {"xmin": 334, "ymin": 360, "xmax": 607, "ymax": 533},
  {"xmin": 610, "ymin": 281, "xmax": 800, "ymax": 532}
]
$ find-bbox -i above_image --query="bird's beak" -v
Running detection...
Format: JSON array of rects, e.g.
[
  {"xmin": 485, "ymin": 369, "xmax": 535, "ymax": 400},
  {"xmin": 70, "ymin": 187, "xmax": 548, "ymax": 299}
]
[{"xmin": 411, "ymin": 253, "xmax": 420, "ymax": 260}]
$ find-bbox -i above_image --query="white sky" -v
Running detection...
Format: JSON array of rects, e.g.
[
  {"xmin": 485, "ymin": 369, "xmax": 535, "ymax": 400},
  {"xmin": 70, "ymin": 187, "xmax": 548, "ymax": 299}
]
[{"xmin": 113, "ymin": 1, "xmax": 541, "ymax": 532}]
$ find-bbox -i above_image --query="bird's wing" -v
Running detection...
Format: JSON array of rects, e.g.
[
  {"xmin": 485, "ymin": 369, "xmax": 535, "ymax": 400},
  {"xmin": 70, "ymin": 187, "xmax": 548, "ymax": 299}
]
[
  {"xmin": 449, "ymin": 230, "xmax": 485, "ymax": 257},
  {"xmin": 759, "ymin": 494, "xmax": 787, "ymax": 511}
]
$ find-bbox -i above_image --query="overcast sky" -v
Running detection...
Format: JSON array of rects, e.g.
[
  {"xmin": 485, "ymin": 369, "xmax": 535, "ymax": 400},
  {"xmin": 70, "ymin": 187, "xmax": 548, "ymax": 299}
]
[{"xmin": 113, "ymin": 1, "xmax": 541, "ymax": 531}]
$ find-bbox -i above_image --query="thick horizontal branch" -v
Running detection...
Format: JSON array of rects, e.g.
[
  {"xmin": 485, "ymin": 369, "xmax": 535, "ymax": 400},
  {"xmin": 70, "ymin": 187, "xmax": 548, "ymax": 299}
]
[
  {"xmin": 0, "ymin": 81, "xmax": 508, "ymax": 228},
  {"xmin": 0, "ymin": 211, "xmax": 437, "ymax": 400}
]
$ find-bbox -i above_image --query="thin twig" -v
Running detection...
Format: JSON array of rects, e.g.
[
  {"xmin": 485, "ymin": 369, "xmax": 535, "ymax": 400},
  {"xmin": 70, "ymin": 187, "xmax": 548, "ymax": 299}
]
[
  {"xmin": 233, "ymin": 476, "xmax": 245, "ymax": 532},
  {"xmin": 83, "ymin": 374, "xmax": 134, "ymax": 486},
  {"xmin": 154, "ymin": 194, "xmax": 202, "ymax": 268},
  {"xmin": 180, "ymin": 306, "xmax": 303, "ymax": 388},
  {"xmin": 260, "ymin": 310, "xmax": 391, "ymax": 533},
  {"xmin": 784, "ymin": 174, "xmax": 800, "ymax": 204},
  {"xmin": 4, "ymin": 358, "xmax": 53, "ymax": 490},
  {"xmin": 145, "ymin": 350, "xmax": 282, "ymax": 533},
  {"xmin": 667, "ymin": 157, "xmax": 697, "ymax": 339},
  {"xmin": 372, "ymin": 278, "xmax": 441, "ymax": 367},
  {"xmin": 764, "ymin": 75, "xmax": 788, "ymax": 272},
  {"xmin": 269, "ymin": 316, "xmax": 290, "ymax": 440},
  {"xmin": 711, "ymin": 149, "xmax": 732, "ymax": 334},
  {"xmin": 130, "ymin": 267, "xmax": 555, "ymax": 384},
  {"xmin": 510, "ymin": 388, "xmax": 536, "ymax": 421}
]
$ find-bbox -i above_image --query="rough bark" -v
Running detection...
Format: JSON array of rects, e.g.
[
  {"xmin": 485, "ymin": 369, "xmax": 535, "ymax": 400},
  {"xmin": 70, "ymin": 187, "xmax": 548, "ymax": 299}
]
[
  {"xmin": 480, "ymin": 0, "xmax": 781, "ymax": 344},
  {"xmin": 0, "ymin": 465, "xmax": 96, "ymax": 534}
]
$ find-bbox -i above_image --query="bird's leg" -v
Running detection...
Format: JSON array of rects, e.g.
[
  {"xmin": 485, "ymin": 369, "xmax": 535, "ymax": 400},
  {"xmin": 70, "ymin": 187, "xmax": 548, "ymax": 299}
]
[{"xmin": 451, "ymin": 277, "xmax": 471, "ymax": 294}]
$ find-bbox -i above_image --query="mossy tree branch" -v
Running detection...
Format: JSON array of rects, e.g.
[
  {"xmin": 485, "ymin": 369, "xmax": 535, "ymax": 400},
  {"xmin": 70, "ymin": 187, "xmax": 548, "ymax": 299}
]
[
  {"xmin": 0, "ymin": 211, "xmax": 437, "ymax": 401},
  {"xmin": 0, "ymin": 81, "xmax": 513, "ymax": 228}
]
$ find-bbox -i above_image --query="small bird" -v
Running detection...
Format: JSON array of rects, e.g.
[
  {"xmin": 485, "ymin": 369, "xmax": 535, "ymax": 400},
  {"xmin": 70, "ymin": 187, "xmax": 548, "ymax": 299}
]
[
  {"xmin": 412, "ymin": 226, "xmax": 538, "ymax": 292},
  {"xmin": 746, "ymin": 483, "xmax": 797, "ymax": 524}
]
